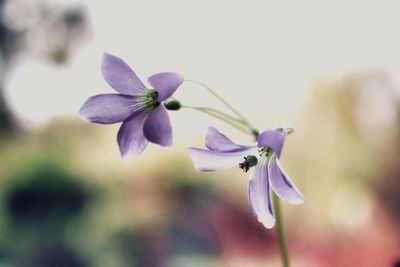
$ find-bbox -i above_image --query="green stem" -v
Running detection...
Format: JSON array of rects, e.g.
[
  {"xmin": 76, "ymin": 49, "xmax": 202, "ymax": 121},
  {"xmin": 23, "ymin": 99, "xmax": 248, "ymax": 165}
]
[
  {"xmin": 182, "ymin": 105, "xmax": 251, "ymax": 135},
  {"xmin": 188, "ymin": 106, "xmax": 245, "ymax": 124},
  {"xmin": 184, "ymin": 79, "xmax": 251, "ymax": 125},
  {"xmin": 273, "ymin": 193, "xmax": 290, "ymax": 267}
]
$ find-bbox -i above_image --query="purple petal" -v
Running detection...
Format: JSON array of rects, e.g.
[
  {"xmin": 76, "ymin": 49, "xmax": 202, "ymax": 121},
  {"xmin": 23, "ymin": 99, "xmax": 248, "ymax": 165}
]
[
  {"xmin": 79, "ymin": 94, "xmax": 137, "ymax": 124},
  {"xmin": 117, "ymin": 111, "xmax": 149, "ymax": 157},
  {"xmin": 206, "ymin": 127, "xmax": 256, "ymax": 152},
  {"xmin": 268, "ymin": 155, "xmax": 305, "ymax": 204},
  {"xmin": 147, "ymin": 72, "xmax": 183, "ymax": 101},
  {"xmin": 188, "ymin": 148, "xmax": 253, "ymax": 172},
  {"xmin": 257, "ymin": 130, "xmax": 286, "ymax": 158},
  {"xmin": 248, "ymin": 158, "xmax": 275, "ymax": 228},
  {"xmin": 143, "ymin": 105, "xmax": 173, "ymax": 146},
  {"xmin": 102, "ymin": 53, "xmax": 147, "ymax": 95}
]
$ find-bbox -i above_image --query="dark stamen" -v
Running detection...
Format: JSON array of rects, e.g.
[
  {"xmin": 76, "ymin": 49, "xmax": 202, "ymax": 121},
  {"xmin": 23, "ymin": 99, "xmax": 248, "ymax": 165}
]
[
  {"xmin": 146, "ymin": 90, "xmax": 159, "ymax": 100},
  {"xmin": 239, "ymin": 158, "xmax": 250, "ymax": 173},
  {"xmin": 152, "ymin": 91, "xmax": 159, "ymax": 100},
  {"xmin": 259, "ymin": 147, "xmax": 273, "ymax": 157}
]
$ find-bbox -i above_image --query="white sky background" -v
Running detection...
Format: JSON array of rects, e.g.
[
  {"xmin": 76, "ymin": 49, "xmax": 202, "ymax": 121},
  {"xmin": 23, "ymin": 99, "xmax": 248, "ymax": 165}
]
[{"xmin": 6, "ymin": 1, "xmax": 400, "ymax": 142}]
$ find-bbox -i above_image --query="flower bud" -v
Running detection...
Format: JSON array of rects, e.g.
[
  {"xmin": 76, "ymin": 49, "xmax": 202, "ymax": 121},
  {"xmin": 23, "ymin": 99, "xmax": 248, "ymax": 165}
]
[{"xmin": 164, "ymin": 99, "xmax": 181, "ymax": 111}]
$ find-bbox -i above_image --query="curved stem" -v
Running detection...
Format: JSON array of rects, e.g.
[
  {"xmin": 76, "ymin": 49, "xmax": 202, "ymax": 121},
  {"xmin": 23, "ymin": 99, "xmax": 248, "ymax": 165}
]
[
  {"xmin": 191, "ymin": 106, "xmax": 245, "ymax": 124},
  {"xmin": 182, "ymin": 105, "xmax": 251, "ymax": 136},
  {"xmin": 184, "ymin": 79, "xmax": 251, "ymax": 125},
  {"xmin": 273, "ymin": 193, "xmax": 290, "ymax": 267}
]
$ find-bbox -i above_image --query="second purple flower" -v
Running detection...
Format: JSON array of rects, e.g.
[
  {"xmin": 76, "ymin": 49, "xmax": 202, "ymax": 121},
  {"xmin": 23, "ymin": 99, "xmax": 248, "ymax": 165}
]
[
  {"xmin": 80, "ymin": 53, "xmax": 183, "ymax": 157},
  {"xmin": 188, "ymin": 127, "xmax": 305, "ymax": 228}
]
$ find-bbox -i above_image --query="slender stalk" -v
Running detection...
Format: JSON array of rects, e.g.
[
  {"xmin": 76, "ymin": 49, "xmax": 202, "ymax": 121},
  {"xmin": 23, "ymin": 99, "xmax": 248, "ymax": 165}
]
[
  {"xmin": 186, "ymin": 106, "xmax": 245, "ymax": 124},
  {"xmin": 182, "ymin": 105, "xmax": 250, "ymax": 135},
  {"xmin": 184, "ymin": 79, "xmax": 251, "ymax": 125},
  {"xmin": 273, "ymin": 193, "xmax": 290, "ymax": 267}
]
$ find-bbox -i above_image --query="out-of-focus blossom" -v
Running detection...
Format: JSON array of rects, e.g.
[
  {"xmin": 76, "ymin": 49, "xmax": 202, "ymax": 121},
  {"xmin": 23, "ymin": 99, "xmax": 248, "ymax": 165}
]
[
  {"xmin": 0, "ymin": 0, "xmax": 91, "ymax": 135},
  {"xmin": 1, "ymin": 0, "xmax": 91, "ymax": 64},
  {"xmin": 80, "ymin": 53, "xmax": 183, "ymax": 157},
  {"xmin": 188, "ymin": 127, "xmax": 304, "ymax": 228}
]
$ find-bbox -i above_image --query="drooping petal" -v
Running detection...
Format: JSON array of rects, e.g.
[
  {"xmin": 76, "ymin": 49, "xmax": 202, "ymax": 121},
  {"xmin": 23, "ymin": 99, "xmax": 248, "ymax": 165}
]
[
  {"xmin": 268, "ymin": 154, "xmax": 305, "ymax": 204},
  {"xmin": 102, "ymin": 53, "xmax": 147, "ymax": 95},
  {"xmin": 117, "ymin": 111, "xmax": 149, "ymax": 157},
  {"xmin": 79, "ymin": 94, "xmax": 139, "ymax": 124},
  {"xmin": 143, "ymin": 105, "xmax": 173, "ymax": 147},
  {"xmin": 147, "ymin": 72, "xmax": 183, "ymax": 101},
  {"xmin": 188, "ymin": 148, "xmax": 252, "ymax": 172},
  {"xmin": 248, "ymin": 158, "xmax": 275, "ymax": 228},
  {"xmin": 257, "ymin": 130, "xmax": 286, "ymax": 158},
  {"xmin": 206, "ymin": 127, "xmax": 256, "ymax": 152}
]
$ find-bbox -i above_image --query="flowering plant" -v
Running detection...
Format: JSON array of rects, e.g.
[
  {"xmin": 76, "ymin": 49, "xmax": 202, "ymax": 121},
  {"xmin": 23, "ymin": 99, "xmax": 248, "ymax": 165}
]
[{"xmin": 80, "ymin": 52, "xmax": 304, "ymax": 267}]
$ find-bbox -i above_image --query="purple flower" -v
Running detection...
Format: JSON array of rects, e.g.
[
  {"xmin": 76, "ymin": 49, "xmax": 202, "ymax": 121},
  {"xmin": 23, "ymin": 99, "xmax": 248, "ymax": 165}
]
[
  {"xmin": 80, "ymin": 53, "xmax": 183, "ymax": 157},
  {"xmin": 188, "ymin": 127, "xmax": 304, "ymax": 228}
]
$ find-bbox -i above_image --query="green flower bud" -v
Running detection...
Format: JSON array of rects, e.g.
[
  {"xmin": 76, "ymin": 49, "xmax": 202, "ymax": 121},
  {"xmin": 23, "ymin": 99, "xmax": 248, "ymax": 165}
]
[{"xmin": 164, "ymin": 99, "xmax": 181, "ymax": 111}]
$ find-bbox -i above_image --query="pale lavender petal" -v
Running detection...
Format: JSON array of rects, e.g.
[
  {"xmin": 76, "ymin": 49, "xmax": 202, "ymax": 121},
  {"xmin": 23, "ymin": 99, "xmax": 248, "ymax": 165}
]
[
  {"xmin": 188, "ymin": 148, "xmax": 252, "ymax": 172},
  {"xmin": 248, "ymin": 158, "xmax": 275, "ymax": 228},
  {"xmin": 117, "ymin": 111, "xmax": 149, "ymax": 157},
  {"xmin": 147, "ymin": 72, "xmax": 183, "ymax": 101},
  {"xmin": 257, "ymin": 130, "xmax": 286, "ymax": 158},
  {"xmin": 79, "ymin": 94, "xmax": 137, "ymax": 124},
  {"xmin": 206, "ymin": 127, "xmax": 256, "ymax": 152},
  {"xmin": 268, "ymin": 155, "xmax": 305, "ymax": 204},
  {"xmin": 102, "ymin": 53, "xmax": 147, "ymax": 95},
  {"xmin": 143, "ymin": 105, "xmax": 172, "ymax": 146}
]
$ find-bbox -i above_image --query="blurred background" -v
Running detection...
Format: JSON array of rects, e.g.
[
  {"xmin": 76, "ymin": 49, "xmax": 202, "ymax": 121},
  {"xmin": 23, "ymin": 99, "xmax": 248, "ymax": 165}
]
[{"xmin": 0, "ymin": 1, "xmax": 399, "ymax": 266}]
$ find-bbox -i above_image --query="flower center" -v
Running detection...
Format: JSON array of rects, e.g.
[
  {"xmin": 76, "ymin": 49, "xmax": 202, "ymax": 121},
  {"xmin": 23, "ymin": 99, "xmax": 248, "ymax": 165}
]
[
  {"xmin": 138, "ymin": 89, "xmax": 160, "ymax": 111},
  {"xmin": 147, "ymin": 89, "xmax": 159, "ymax": 100},
  {"xmin": 259, "ymin": 147, "xmax": 273, "ymax": 158}
]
